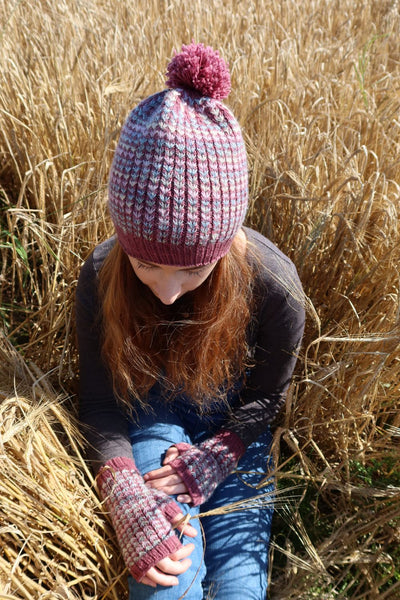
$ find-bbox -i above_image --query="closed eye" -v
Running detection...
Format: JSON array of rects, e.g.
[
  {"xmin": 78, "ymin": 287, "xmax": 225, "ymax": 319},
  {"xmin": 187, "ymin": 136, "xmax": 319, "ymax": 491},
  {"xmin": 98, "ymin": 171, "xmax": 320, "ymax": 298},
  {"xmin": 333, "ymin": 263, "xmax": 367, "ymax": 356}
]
[
  {"xmin": 136, "ymin": 261, "xmax": 206, "ymax": 276},
  {"xmin": 187, "ymin": 268, "xmax": 206, "ymax": 277},
  {"xmin": 137, "ymin": 262, "xmax": 156, "ymax": 271}
]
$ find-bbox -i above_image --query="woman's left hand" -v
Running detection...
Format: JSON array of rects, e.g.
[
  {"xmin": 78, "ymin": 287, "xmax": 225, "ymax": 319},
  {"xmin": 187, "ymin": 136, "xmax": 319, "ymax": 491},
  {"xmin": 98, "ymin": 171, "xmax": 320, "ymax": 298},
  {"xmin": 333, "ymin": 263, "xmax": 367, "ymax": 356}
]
[{"xmin": 144, "ymin": 446, "xmax": 192, "ymax": 504}]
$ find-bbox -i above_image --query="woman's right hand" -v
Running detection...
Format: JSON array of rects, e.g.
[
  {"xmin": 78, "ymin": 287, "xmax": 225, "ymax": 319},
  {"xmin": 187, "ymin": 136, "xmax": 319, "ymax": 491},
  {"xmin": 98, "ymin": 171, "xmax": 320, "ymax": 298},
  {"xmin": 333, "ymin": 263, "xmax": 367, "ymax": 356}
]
[
  {"xmin": 141, "ymin": 511, "xmax": 197, "ymax": 587},
  {"xmin": 141, "ymin": 542, "xmax": 195, "ymax": 587},
  {"xmin": 97, "ymin": 457, "xmax": 198, "ymax": 585}
]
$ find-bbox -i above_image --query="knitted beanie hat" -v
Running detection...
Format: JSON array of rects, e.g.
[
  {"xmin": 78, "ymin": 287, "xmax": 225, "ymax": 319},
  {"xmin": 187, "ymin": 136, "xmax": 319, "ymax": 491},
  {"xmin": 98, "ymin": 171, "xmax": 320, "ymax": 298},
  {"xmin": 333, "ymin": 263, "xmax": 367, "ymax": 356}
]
[{"xmin": 108, "ymin": 43, "xmax": 248, "ymax": 266}]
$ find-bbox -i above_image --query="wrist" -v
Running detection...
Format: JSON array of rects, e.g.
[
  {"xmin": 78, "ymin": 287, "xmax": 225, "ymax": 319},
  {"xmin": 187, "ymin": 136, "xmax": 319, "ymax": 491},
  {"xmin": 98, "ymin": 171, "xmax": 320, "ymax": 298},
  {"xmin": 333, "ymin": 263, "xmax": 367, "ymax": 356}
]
[
  {"xmin": 209, "ymin": 429, "xmax": 246, "ymax": 464},
  {"xmin": 96, "ymin": 456, "xmax": 139, "ymax": 496},
  {"xmin": 129, "ymin": 535, "xmax": 182, "ymax": 582}
]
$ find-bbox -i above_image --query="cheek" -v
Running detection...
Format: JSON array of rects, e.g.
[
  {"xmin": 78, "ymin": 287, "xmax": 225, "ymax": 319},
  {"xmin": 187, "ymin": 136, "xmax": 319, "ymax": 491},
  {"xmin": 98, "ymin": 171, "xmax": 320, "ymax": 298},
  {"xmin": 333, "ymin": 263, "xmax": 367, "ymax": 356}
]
[
  {"xmin": 183, "ymin": 273, "xmax": 210, "ymax": 291},
  {"xmin": 131, "ymin": 267, "xmax": 153, "ymax": 288},
  {"xmin": 182, "ymin": 278, "xmax": 198, "ymax": 292}
]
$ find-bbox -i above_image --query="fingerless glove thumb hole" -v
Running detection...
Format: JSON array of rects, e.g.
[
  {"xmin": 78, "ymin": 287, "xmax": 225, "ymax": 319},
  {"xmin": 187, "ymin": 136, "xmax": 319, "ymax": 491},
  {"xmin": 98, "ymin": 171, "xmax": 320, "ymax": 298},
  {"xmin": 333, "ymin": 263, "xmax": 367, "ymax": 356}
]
[
  {"xmin": 169, "ymin": 455, "xmax": 204, "ymax": 506},
  {"xmin": 172, "ymin": 441, "xmax": 193, "ymax": 454}
]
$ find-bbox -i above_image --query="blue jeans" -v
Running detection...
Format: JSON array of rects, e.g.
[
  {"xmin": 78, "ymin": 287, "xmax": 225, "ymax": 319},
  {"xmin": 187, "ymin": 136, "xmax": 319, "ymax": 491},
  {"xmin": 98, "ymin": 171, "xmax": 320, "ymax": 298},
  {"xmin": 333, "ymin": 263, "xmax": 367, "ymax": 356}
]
[{"xmin": 127, "ymin": 386, "xmax": 274, "ymax": 600}]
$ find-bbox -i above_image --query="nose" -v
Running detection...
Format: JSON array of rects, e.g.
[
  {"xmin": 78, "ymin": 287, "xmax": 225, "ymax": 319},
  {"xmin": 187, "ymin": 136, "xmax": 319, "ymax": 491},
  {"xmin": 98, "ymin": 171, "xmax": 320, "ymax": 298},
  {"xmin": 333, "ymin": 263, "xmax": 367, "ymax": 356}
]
[{"xmin": 153, "ymin": 278, "xmax": 182, "ymax": 305}]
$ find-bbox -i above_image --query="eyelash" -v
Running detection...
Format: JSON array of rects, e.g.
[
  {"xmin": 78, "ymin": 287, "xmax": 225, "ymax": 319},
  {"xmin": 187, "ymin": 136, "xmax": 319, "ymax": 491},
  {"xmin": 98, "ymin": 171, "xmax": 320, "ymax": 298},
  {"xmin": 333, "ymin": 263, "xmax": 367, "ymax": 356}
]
[{"xmin": 137, "ymin": 263, "xmax": 205, "ymax": 276}]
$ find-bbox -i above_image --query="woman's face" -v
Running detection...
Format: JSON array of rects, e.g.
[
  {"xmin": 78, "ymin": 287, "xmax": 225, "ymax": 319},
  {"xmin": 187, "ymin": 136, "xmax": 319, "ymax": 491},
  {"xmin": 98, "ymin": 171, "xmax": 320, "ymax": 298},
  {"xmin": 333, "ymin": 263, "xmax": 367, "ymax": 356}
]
[{"xmin": 128, "ymin": 256, "xmax": 218, "ymax": 305}]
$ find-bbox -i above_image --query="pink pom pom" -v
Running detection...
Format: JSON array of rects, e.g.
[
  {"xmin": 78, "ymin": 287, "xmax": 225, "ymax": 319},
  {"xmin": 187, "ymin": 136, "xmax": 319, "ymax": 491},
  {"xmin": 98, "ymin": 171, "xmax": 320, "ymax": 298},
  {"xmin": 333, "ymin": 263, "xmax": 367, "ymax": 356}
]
[{"xmin": 166, "ymin": 42, "xmax": 231, "ymax": 100}]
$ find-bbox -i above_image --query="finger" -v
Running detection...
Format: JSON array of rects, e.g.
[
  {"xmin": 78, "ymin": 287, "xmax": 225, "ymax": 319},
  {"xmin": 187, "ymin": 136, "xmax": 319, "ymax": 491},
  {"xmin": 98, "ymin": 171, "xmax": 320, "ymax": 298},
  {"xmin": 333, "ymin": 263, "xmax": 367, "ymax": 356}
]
[
  {"xmin": 145, "ymin": 471, "xmax": 183, "ymax": 487},
  {"xmin": 163, "ymin": 446, "xmax": 180, "ymax": 464},
  {"xmin": 146, "ymin": 543, "xmax": 195, "ymax": 584},
  {"xmin": 177, "ymin": 493, "xmax": 192, "ymax": 504},
  {"xmin": 144, "ymin": 566, "xmax": 179, "ymax": 587},
  {"xmin": 144, "ymin": 464, "xmax": 176, "ymax": 481},
  {"xmin": 157, "ymin": 556, "xmax": 192, "ymax": 576},
  {"xmin": 172, "ymin": 514, "xmax": 197, "ymax": 537},
  {"xmin": 168, "ymin": 543, "xmax": 195, "ymax": 561},
  {"xmin": 140, "ymin": 575, "xmax": 156, "ymax": 587},
  {"xmin": 147, "ymin": 480, "xmax": 188, "ymax": 496},
  {"xmin": 141, "ymin": 544, "xmax": 196, "ymax": 586}
]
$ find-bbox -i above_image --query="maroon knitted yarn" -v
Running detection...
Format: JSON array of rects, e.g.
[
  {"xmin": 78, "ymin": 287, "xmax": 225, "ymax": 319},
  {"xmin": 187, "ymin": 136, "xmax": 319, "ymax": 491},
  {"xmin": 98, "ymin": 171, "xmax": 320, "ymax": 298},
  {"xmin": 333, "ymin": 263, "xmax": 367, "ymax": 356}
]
[
  {"xmin": 169, "ymin": 429, "xmax": 245, "ymax": 506},
  {"xmin": 97, "ymin": 457, "xmax": 183, "ymax": 581},
  {"xmin": 108, "ymin": 42, "xmax": 248, "ymax": 267}
]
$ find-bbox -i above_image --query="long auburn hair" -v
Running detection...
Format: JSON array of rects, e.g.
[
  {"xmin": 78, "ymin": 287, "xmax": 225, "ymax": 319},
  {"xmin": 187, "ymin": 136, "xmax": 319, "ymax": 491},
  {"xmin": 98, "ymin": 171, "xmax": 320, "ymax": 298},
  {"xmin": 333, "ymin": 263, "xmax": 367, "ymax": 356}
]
[{"xmin": 98, "ymin": 237, "xmax": 255, "ymax": 413}]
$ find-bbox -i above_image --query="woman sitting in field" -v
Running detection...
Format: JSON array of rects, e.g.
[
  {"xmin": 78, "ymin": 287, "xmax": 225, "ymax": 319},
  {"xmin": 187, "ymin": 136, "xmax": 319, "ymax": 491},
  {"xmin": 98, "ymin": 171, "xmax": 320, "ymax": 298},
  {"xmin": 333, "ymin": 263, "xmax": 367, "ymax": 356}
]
[{"xmin": 76, "ymin": 42, "xmax": 305, "ymax": 600}]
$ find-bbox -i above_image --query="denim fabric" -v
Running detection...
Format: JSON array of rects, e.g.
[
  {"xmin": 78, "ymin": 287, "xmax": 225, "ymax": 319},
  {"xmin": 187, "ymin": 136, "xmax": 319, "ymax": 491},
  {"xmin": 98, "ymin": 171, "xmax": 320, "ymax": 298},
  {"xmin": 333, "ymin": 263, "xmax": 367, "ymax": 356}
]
[{"xmin": 127, "ymin": 387, "xmax": 274, "ymax": 600}]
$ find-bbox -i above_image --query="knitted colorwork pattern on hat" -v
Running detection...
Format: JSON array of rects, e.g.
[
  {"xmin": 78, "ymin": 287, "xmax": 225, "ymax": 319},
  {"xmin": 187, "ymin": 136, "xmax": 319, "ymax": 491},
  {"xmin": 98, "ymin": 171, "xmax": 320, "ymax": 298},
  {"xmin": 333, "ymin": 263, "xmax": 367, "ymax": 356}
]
[{"xmin": 108, "ymin": 43, "xmax": 248, "ymax": 267}]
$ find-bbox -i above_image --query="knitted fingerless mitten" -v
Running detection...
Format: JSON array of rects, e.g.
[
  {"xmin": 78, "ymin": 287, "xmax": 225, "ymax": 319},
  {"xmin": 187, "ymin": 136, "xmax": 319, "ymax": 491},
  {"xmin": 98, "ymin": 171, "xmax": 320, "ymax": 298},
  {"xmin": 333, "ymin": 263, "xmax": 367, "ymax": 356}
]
[
  {"xmin": 97, "ymin": 456, "xmax": 183, "ymax": 581},
  {"xmin": 169, "ymin": 430, "xmax": 245, "ymax": 506}
]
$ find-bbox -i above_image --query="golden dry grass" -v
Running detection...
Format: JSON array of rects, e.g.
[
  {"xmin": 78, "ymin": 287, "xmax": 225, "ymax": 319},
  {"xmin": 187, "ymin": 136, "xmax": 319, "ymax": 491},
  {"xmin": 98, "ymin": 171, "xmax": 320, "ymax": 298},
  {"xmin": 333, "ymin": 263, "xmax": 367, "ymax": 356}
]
[
  {"xmin": 0, "ymin": 0, "xmax": 399, "ymax": 598},
  {"xmin": 0, "ymin": 335, "xmax": 128, "ymax": 599}
]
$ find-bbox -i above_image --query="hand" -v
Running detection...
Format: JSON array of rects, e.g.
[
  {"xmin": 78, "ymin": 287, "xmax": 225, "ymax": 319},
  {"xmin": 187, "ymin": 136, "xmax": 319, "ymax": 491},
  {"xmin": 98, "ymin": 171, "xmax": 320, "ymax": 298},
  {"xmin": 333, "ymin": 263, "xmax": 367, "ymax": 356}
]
[
  {"xmin": 141, "ymin": 542, "xmax": 195, "ymax": 587},
  {"xmin": 148, "ymin": 431, "xmax": 245, "ymax": 506},
  {"xmin": 141, "ymin": 478, "xmax": 198, "ymax": 587},
  {"xmin": 144, "ymin": 447, "xmax": 192, "ymax": 504},
  {"xmin": 97, "ymin": 457, "xmax": 197, "ymax": 582}
]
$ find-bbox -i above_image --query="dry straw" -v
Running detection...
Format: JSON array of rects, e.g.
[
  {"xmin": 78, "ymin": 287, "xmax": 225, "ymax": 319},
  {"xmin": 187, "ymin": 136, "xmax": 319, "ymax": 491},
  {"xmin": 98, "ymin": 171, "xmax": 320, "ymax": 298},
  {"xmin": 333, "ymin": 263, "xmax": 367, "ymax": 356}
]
[
  {"xmin": 0, "ymin": 340, "xmax": 128, "ymax": 599},
  {"xmin": 1, "ymin": 0, "xmax": 400, "ymax": 598}
]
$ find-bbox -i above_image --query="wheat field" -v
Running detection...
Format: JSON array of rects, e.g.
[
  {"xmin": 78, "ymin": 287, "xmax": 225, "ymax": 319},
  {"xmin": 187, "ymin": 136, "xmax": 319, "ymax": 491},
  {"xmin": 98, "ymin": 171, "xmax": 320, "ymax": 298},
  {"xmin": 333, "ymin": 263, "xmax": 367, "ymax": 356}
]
[{"xmin": 0, "ymin": 0, "xmax": 399, "ymax": 598}]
